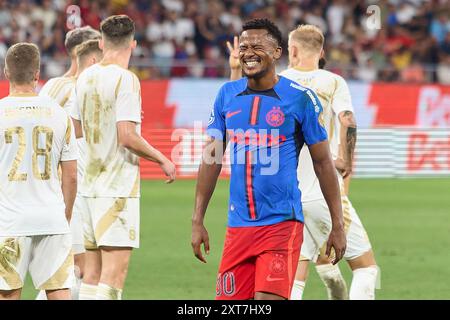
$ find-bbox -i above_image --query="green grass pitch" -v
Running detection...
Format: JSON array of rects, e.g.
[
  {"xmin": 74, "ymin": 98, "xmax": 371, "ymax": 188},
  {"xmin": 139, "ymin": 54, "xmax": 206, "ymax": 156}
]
[{"xmin": 20, "ymin": 178, "xmax": 450, "ymax": 299}]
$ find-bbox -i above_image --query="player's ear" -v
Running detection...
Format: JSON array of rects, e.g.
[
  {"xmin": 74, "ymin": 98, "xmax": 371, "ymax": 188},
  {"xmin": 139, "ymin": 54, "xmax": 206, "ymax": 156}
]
[
  {"xmin": 34, "ymin": 70, "xmax": 40, "ymax": 82},
  {"xmin": 131, "ymin": 39, "xmax": 137, "ymax": 50},
  {"xmin": 290, "ymin": 44, "xmax": 298, "ymax": 59},
  {"xmin": 273, "ymin": 46, "xmax": 282, "ymax": 60},
  {"xmin": 4, "ymin": 67, "xmax": 9, "ymax": 80},
  {"xmin": 320, "ymin": 49, "xmax": 325, "ymax": 59}
]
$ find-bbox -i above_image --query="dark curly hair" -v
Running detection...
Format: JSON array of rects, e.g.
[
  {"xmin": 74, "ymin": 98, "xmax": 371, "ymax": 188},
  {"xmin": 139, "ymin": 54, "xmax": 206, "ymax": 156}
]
[{"xmin": 242, "ymin": 18, "xmax": 283, "ymax": 47}]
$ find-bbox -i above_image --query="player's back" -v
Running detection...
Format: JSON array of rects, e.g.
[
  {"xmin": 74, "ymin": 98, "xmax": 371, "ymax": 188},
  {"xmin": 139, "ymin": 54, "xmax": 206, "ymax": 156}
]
[
  {"xmin": 0, "ymin": 94, "xmax": 75, "ymax": 236},
  {"xmin": 280, "ymin": 68, "xmax": 353, "ymax": 201},
  {"xmin": 39, "ymin": 76, "xmax": 76, "ymax": 109},
  {"xmin": 73, "ymin": 63, "xmax": 141, "ymax": 198}
]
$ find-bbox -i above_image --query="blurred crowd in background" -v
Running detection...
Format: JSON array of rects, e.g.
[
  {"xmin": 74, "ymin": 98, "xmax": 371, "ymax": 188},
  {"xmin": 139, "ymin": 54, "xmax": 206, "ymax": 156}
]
[{"xmin": 0, "ymin": 0, "xmax": 449, "ymax": 83}]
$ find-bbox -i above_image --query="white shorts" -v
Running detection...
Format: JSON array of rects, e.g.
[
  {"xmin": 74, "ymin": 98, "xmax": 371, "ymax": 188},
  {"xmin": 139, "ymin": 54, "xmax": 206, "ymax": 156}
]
[
  {"xmin": 82, "ymin": 197, "xmax": 140, "ymax": 250},
  {"xmin": 300, "ymin": 196, "xmax": 372, "ymax": 262},
  {"xmin": 0, "ymin": 234, "xmax": 74, "ymax": 291},
  {"xmin": 70, "ymin": 195, "xmax": 86, "ymax": 255}
]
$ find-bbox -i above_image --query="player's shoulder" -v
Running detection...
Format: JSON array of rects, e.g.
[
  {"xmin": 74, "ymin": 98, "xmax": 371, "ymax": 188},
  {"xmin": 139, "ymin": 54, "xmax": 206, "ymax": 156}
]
[
  {"xmin": 220, "ymin": 77, "xmax": 248, "ymax": 95},
  {"xmin": 314, "ymin": 69, "xmax": 348, "ymax": 87},
  {"xmin": 278, "ymin": 75, "xmax": 321, "ymax": 112},
  {"xmin": 277, "ymin": 75, "xmax": 314, "ymax": 100},
  {"xmin": 215, "ymin": 78, "xmax": 248, "ymax": 106},
  {"xmin": 37, "ymin": 94, "xmax": 68, "ymax": 113},
  {"xmin": 40, "ymin": 76, "xmax": 75, "ymax": 92}
]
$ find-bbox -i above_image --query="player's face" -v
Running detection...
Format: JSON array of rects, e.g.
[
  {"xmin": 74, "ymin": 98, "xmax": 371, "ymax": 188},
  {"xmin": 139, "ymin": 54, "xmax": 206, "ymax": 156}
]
[{"xmin": 239, "ymin": 29, "xmax": 281, "ymax": 79}]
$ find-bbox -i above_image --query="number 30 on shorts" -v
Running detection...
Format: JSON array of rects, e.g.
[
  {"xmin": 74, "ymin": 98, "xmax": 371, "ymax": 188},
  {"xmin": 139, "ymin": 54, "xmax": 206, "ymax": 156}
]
[{"xmin": 216, "ymin": 272, "xmax": 235, "ymax": 296}]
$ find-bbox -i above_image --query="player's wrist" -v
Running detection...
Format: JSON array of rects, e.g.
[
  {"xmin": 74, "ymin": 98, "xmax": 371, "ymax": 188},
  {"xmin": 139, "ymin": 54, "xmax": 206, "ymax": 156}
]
[
  {"xmin": 331, "ymin": 222, "xmax": 344, "ymax": 232},
  {"xmin": 191, "ymin": 216, "xmax": 204, "ymax": 226}
]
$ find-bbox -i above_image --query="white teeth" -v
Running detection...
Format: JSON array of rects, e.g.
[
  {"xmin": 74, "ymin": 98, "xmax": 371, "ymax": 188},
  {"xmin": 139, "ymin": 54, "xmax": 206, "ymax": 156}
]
[{"xmin": 246, "ymin": 61, "xmax": 258, "ymax": 67}]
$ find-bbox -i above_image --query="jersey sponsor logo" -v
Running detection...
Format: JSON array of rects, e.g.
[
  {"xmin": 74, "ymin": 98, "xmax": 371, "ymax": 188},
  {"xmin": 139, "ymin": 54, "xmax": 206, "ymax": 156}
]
[
  {"xmin": 226, "ymin": 109, "xmax": 242, "ymax": 118},
  {"xmin": 266, "ymin": 107, "xmax": 285, "ymax": 127},
  {"xmin": 227, "ymin": 130, "xmax": 286, "ymax": 147}
]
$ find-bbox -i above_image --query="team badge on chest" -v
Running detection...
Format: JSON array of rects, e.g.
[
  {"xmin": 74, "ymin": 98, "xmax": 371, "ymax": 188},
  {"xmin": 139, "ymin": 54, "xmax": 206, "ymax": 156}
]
[{"xmin": 266, "ymin": 107, "xmax": 285, "ymax": 127}]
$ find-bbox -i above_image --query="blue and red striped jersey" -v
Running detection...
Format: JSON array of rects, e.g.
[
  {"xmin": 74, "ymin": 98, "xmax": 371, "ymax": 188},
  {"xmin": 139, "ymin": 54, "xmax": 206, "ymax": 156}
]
[{"xmin": 207, "ymin": 76, "xmax": 327, "ymax": 227}]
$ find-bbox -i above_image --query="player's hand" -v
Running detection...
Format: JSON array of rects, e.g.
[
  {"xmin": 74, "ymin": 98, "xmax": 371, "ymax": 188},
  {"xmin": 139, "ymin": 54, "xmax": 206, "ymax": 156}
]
[
  {"xmin": 226, "ymin": 36, "xmax": 240, "ymax": 70},
  {"xmin": 191, "ymin": 222, "xmax": 210, "ymax": 263},
  {"xmin": 326, "ymin": 225, "xmax": 346, "ymax": 265},
  {"xmin": 334, "ymin": 157, "xmax": 352, "ymax": 179},
  {"xmin": 160, "ymin": 160, "xmax": 176, "ymax": 183}
]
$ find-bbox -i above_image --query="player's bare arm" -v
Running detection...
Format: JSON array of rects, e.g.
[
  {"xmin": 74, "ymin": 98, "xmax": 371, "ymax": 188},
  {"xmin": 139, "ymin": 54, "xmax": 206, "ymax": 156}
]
[
  {"xmin": 71, "ymin": 118, "xmax": 83, "ymax": 138},
  {"xmin": 227, "ymin": 36, "xmax": 242, "ymax": 81},
  {"xmin": 60, "ymin": 160, "xmax": 77, "ymax": 223},
  {"xmin": 192, "ymin": 138, "xmax": 226, "ymax": 263},
  {"xmin": 336, "ymin": 110, "xmax": 357, "ymax": 179},
  {"xmin": 308, "ymin": 140, "xmax": 346, "ymax": 264},
  {"xmin": 116, "ymin": 121, "xmax": 176, "ymax": 183}
]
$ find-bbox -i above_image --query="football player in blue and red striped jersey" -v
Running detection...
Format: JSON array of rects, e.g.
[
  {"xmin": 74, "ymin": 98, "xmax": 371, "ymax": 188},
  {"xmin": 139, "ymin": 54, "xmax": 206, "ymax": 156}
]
[{"xmin": 191, "ymin": 19, "xmax": 346, "ymax": 300}]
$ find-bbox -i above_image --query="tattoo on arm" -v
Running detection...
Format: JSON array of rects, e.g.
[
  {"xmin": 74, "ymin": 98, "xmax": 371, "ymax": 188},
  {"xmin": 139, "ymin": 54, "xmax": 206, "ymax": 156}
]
[
  {"xmin": 346, "ymin": 126, "xmax": 357, "ymax": 164},
  {"xmin": 341, "ymin": 111, "xmax": 357, "ymax": 165}
]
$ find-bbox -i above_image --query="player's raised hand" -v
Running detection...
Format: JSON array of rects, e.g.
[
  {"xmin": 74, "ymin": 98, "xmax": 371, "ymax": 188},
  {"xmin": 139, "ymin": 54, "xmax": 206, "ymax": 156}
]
[
  {"xmin": 226, "ymin": 36, "xmax": 240, "ymax": 70},
  {"xmin": 160, "ymin": 159, "xmax": 176, "ymax": 183},
  {"xmin": 326, "ymin": 225, "xmax": 346, "ymax": 265},
  {"xmin": 191, "ymin": 223, "xmax": 210, "ymax": 263}
]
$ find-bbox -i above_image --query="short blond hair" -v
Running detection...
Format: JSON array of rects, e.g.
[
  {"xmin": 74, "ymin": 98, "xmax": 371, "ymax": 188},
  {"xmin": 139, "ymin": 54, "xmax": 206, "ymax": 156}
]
[
  {"xmin": 5, "ymin": 43, "xmax": 40, "ymax": 84},
  {"xmin": 289, "ymin": 25, "xmax": 324, "ymax": 53}
]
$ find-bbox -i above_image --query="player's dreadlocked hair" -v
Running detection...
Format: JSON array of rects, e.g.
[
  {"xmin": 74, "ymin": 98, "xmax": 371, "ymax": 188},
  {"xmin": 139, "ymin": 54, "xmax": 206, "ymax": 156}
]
[{"xmin": 242, "ymin": 18, "xmax": 283, "ymax": 48}]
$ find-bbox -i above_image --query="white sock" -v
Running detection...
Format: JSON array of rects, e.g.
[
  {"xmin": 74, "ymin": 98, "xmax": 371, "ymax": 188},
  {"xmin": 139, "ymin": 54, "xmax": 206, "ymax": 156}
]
[
  {"xmin": 35, "ymin": 290, "xmax": 47, "ymax": 300},
  {"xmin": 290, "ymin": 280, "xmax": 305, "ymax": 300},
  {"xmin": 316, "ymin": 263, "xmax": 348, "ymax": 300},
  {"xmin": 79, "ymin": 283, "xmax": 97, "ymax": 300},
  {"xmin": 96, "ymin": 283, "xmax": 122, "ymax": 300},
  {"xmin": 349, "ymin": 266, "xmax": 379, "ymax": 300}
]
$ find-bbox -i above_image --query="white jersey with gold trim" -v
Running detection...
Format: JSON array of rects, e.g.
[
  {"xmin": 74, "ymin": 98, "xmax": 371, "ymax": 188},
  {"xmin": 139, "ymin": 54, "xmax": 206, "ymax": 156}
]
[
  {"xmin": 280, "ymin": 68, "xmax": 353, "ymax": 201},
  {"xmin": 40, "ymin": 76, "xmax": 86, "ymax": 185},
  {"xmin": 39, "ymin": 76, "xmax": 76, "ymax": 110},
  {"xmin": 0, "ymin": 94, "xmax": 78, "ymax": 236},
  {"xmin": 70, "ymin": 63, "xmax": 141, "ymax": 198}
]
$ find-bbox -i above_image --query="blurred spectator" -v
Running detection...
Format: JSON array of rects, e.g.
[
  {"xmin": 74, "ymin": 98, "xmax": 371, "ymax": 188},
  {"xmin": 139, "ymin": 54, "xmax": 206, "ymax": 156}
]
[
  {"xmin": 437, "ymin": 55, "xmax": 450, "ymax": 84},
  {"xmin": 401, "ymin": 59, "xmax": 426, "ymax": 83},
  {"xmin": 430, "ymin": 12, "xmax": 450, "ymax": 45},
  {"xmin": 0, "ymin": 0, "xmax": 448, "ymax": 83}
]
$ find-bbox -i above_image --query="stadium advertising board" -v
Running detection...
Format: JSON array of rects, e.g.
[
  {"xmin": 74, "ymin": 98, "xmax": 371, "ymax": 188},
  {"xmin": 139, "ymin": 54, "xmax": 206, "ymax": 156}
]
[{"xmin": 3, "ymin": 80, "xmax": 447, "ymax": 178}]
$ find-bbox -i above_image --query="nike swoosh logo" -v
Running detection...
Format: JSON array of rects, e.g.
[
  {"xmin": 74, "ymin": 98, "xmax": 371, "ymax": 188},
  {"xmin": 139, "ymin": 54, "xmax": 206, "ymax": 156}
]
[
  {"xmin": 266, "ymin": 275, "xmax": 284, "ymax": 282},
  {"xmin": 226, "ymin": 110, "xmax": 242, "ymax": 118}
]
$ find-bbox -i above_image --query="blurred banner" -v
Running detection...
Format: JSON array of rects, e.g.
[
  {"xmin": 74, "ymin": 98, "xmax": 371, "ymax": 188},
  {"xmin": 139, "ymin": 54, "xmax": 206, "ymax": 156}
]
[
  {"xmin": 134, "ymin": 80, "xmax": 450, "ymax": 129},
  {"xmin": 3, "ymin": 79, "xmax": 447, "ymax": 179},
  {"xmin": 140, "ymin": 127, "xmax": 450, "ymax": 178}
]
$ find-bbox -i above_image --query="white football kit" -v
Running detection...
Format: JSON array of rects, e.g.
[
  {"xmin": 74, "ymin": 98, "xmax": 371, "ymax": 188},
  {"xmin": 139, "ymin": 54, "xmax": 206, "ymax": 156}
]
[
  {"xmin": 280, "ymin": 68, "xmax": 372, "ymax": 262},
  {"xmin": 0, "ymin": 94, "xmax": 77, "ymax": 290},
  {"xmin": 70, "ymin": 63, "xmax": 142, "ymax": 249},
  {"xmin": 40, "ymin": 76, "xmax": 85, "ymax": 254}
]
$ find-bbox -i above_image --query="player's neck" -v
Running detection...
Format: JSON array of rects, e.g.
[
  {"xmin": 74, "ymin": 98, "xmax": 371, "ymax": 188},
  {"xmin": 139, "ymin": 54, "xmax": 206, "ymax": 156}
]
[
  {"xmin": 247, "ymin": 69, "xmax": 279, "ymax": 91},
  {"xmin": 100, "ymin": 50, "xmax": 131, "ymax": 69},
  {"xmin": 63, "ymin": 59, "xmax": 78, "ymax": 77},
  {"xmin": 292, "ymin": 55, "xmax": 319, "ymax": 72},
  {"xmin": 9, "ymin": 83, "xmax": 37, "ymax": 96}
]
